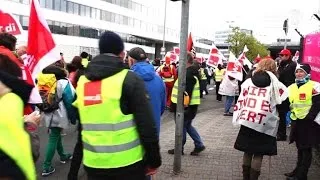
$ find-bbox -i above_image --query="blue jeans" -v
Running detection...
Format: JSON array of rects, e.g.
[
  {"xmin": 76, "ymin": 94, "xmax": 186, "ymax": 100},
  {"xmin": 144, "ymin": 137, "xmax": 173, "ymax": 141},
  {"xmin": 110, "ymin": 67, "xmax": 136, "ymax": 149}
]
[
  {"xmin": 182, "ymin": 106, "xmax": 204, "ymax": 149},
  {"xmin": 225, "ymin": 96, "xmax": 234, "ymax": 113}
]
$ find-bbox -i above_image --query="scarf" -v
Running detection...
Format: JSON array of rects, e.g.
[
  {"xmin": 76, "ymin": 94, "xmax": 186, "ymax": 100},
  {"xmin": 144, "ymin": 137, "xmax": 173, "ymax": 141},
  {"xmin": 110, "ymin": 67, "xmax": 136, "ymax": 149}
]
[{"xmin": 296, "ymin": 74, "xmax": 310, "ymax": 85}]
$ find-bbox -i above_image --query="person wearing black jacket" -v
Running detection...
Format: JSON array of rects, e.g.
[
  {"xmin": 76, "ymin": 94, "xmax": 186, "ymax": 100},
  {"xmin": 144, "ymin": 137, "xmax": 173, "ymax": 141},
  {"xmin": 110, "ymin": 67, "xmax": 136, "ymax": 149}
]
[
  {"xmin": 168, "ymin": 53, "xmax": 205, "ymax": 156},
  {"xmin": 71, "ymin": 31, "xmax": 161, "ymax": 180},
  {"xmin": 277, "ymin": 49, "xmax": 297, "ymax": 141}
]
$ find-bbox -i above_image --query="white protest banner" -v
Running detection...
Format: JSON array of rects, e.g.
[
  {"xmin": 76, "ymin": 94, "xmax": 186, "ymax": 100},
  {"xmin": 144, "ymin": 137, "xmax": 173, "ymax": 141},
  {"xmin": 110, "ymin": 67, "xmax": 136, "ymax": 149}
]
[{"xmin": 233, "ymin": 78, "xmax": 288, "ymax": 137}]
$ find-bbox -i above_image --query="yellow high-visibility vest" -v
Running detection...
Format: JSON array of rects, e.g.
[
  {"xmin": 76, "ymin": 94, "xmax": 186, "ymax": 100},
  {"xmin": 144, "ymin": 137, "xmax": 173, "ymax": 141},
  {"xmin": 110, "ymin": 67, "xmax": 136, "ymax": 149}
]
[
  {"xmin": 0, "ymin": 93, "xmax": 36, "ymax": 180},
  {"xmin": 288, "ymin": 81, "xmax": 314, "ymax": 120},
  {"xmin": 74, "ymin": 69, "xmax": 144, "ymax": 168},
  {"xmin": 82, "ymin": 58, "xmax": 89, "ymax": 68},
  {"xmin": 200, "ymin": 68, "xmax": 207, "ymax": 80},
  {"xmin": 171, "ymin": 76, "xmax": 200, "ymax": 105},
  {"xmin": 215, "ymin": 69, "xmax": 225, "ymax": 82}
]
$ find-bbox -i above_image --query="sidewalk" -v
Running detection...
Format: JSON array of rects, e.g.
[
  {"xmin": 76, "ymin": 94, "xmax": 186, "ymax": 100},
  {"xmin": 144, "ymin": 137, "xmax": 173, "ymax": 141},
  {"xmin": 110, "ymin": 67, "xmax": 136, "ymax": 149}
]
[{"xmin": 155, "ymin": 93, "xmax": 320, "ymax": 180}]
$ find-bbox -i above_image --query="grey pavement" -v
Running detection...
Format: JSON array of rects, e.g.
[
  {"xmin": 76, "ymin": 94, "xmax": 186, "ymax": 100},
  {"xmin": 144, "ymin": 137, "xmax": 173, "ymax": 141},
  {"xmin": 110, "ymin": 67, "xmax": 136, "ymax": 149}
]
[{"xmin": 35, "ymin": 87, "xmax": 320, "ymax": 180}]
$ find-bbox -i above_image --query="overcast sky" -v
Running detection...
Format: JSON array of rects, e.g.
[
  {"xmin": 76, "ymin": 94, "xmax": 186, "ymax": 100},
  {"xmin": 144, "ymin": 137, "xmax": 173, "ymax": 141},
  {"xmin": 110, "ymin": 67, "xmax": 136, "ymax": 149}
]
[{"xmin": 147, "ymin": 0, "xmax": 320, "ymax": 44}]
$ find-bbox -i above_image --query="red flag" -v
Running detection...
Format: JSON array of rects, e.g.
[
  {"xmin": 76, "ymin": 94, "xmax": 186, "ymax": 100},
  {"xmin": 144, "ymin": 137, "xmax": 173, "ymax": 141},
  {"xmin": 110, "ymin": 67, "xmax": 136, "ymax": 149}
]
[
  {"xmin": 187, "ymin": 33, "xmax": 193, "ymax": 51},
  {"xmin": 207, "ymin": 44, "xmax": 222, "ymax": 67},
  {"xmin": 0, "ymin": 9, "xmax": 23, "ymax": 35},
  {"xmin": 225, "ymin": 52, "xmax": 243, "ymax": 81},
  {"xmin": 26, "ymin": 0, "xmax": 60, "ymax": 78},
  {"xmin": 187, "ymin": 33, "xmax": 196, "ymax": 57}
]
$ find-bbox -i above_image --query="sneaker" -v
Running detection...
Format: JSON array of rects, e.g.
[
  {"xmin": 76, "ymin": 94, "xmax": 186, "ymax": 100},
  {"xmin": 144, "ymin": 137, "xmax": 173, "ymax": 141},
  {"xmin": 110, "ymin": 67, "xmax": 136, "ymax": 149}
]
[
  {"xmin": 60, "ymin": 154, "xmax": 73, "ymax": 164},
  {"xmin": 190, "ymin": 146, "xmax": 206, "ymax": 156},
  {"xmin": 41, "ymin": 166, "xmax": 55, "ymax": 176},
  {"xmin": 223, "ymin": 112, "xmax": 233, "ymax": 116},
  {"xmin": 168, "ymin": 149, "xmax": 184, "ymax": 155}
]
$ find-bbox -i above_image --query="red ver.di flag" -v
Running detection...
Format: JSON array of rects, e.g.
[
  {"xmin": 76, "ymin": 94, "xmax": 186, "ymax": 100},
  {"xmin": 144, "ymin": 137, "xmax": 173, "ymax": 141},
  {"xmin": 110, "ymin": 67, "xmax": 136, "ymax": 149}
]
[
  {"xmin": 207, "ymin": 44, "xmax": 222, "ymax": 67},
  {"xmin": 232, "ymin": 72, "xmax": 288, "ymax": 137},
  {"xmin": 226, "ymin": 52, "xmax": 243, "ymax": 81},
  {"xmin": 303, "ymin": 32, "xmax": 320, "ymax": 82},
  {"xmin": 0, "ymin": 9, "xmax": 23, "ymax": 35},
  {"xmin": 26, "ymin": 0, "xmax": 60, "ymax": 78}
]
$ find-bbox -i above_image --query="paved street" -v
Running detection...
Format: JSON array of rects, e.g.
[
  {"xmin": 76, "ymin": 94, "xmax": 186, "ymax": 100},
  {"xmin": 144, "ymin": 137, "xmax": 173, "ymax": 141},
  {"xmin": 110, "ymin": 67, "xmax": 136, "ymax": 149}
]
[{"xmin": 35, "ymin": 88, "xmax": 320, "ymax": 180}]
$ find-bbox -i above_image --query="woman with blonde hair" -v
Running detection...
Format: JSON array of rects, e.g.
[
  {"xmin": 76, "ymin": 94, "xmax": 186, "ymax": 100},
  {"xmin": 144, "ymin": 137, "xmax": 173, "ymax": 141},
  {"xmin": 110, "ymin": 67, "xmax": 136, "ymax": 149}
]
[{"xmin": 233, "ymin": 58, "xmax": 288, "ymax": 180}]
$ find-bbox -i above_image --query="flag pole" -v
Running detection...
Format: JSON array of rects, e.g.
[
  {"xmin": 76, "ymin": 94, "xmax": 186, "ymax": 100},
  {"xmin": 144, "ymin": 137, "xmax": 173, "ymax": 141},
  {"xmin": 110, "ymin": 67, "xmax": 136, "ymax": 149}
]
[{"xmin": 173, "ymin": 0, "xmax": 190, "ymax": 174}]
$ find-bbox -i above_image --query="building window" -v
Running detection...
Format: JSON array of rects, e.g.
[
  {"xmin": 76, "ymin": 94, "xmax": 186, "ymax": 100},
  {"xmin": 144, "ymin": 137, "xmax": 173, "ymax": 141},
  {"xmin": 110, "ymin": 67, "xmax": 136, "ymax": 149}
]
[
  {"xmin": 52, "ymin": 21, "xmax": 60, "ymax": 34},
  {"xmin": 80, "ymin": 5, "xmax": 85, "ymax": 16},
  {"xmin": 67, "ymin": 2, "xmax": 74, "ymax": 14},
  {"xmin": 47, "ymin": 20, "xmax": 53, "ymax": 32},
  {"xmin": 74, "ymin": 3, "xmax": 79, "ymax": 15},
  {"xmin": 85, "ymin": 6, "xmax": 91, "ymax": 18},
  {"xmin": 60, "ymin": 22, "xmax": 67, "ymax": 35},
  {"xmin": 115, "ymin": 14, "xmax": 120, "ymax": 24},
  {"xmin": 39, "ymin": 0, "xmax": 45, "ymax": 7},
  {"xmin": 54, "ymin": 0, "xmax": 61, "ymax": 11},
  {"xmin": 123, "ymin": 16, "xmax": 128, "ymax": 25},
  {"xmin": 128, "ymin": 1, "xmax": 132, "ymax": 9},
  {"xmin": 91, "ymin": 8, "xmax": 96, "ymax": 19},
  {"xmin": 46, "ymin": 0, "xmax": 53, "ymax": 9},
  {"xmin": 21, "ymin": 0, "xmax": 29, "ymax": 4},
  {"xmin": 21, "ymin": 16, "xmax": 29, "ymax": 30},
  {"xmin": 61, "ymin": 0, "xmax": 67, "ymax": 12},
  {"xmin": 96, "ymin": 9, "xmax": 101, "ymax": 20},
  {"xmin": 66, "ymin": 23, "xmax": 74, "ymax": 36}
]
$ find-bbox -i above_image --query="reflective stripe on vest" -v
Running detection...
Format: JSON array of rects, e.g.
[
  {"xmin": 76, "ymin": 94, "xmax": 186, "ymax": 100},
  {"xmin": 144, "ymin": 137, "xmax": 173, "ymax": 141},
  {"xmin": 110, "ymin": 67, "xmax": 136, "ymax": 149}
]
[
  {"xmin": 76, "ymin": 69, "xmax": 144, "ymax": 168},
  {"xmin": 200, "ymin": 68, "xmax": 207, "ymax": 80},
  {"xmin": 215, "ymin": 69, "xmax": 225, "ymax": 82},
  {"xmin": 288, "ymin": 81, "xmax": 314, "ymax": 120},
  {"xmin": 0, "ymin": 93, "xmax": 36, "ymax": 180},
  {"xmin": 171, "ymin": 76, "xmax": 201, "ymax": 105}
]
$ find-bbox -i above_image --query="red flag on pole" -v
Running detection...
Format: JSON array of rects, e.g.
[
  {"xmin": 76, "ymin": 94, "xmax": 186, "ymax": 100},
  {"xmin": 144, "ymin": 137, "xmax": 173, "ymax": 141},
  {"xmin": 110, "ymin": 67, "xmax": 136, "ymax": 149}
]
[
  {"xmin": 187, "ymin": 33, "xmax": 196, "ymax": 57},
  {"xmin": 26, "ymin": 0, "xmax": 60, "ymax": 78},
  {"xmin": 207, "ymin": 44, "xmax": 222, "ymax": 67}
]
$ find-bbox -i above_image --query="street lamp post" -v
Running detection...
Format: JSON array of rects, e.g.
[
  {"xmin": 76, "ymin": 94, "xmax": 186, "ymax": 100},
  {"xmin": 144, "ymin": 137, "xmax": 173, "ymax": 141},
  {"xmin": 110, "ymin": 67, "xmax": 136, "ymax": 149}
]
[
  {"xmin": 161, "ymin": 0, "xmax": 168, "ymax": 59},
  {"xmin": 171, "ymin": 0, "xmax": 190, "ymax": 174}
]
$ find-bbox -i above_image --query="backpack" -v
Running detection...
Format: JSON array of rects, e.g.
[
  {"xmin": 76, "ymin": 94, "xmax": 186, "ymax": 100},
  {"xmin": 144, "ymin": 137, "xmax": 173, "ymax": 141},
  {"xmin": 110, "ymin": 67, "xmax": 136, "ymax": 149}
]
[
  {"xmin": 36, "ymin": 73, "xmax": 61, "ymax": 113},
  {"xmin": 161, "ymin": 64, "xmax": 173, "ymax": 78}
]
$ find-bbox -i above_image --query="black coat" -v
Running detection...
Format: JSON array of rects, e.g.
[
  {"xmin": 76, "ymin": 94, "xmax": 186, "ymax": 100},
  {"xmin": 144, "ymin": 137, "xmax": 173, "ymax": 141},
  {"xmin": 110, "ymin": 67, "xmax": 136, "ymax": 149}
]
[{"xmin": 234, "ymin": 71, "xmax": 277, "ymax": 156}]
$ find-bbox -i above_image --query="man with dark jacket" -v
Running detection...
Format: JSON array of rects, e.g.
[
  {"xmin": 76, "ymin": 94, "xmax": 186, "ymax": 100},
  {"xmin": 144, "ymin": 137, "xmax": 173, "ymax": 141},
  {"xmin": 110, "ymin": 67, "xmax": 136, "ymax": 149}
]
[
  {"xmin": 168, "ymin": 53, "xmax": 205, "ymax": 156},
  {"xmin": 72, "ymin": 31, "xmax": 161, "ymax": 180},
  {"xmin": 277, "ymin": 49, "xmax": 297, "ymax": 141}
]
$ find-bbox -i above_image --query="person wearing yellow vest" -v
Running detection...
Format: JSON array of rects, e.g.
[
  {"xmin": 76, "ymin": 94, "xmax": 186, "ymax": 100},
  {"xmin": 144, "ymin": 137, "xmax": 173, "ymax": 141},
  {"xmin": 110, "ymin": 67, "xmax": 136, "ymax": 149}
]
[
  {"xmin": 199, "ymin": 62, "xmax": 209, "ymax": 98},
  {"xmin": 80, "ymin": 51, "xmax": 90, "ymax": 68},
  {"xmin": 73, "ymin": 31, "xmax": 161, "ymax": 180},
  {"xmin": 214, "ymin": 64, "xmax": 225, "ymax": 101},
  {"xmin": 286, "ymin": 63, "xmax": 320, "ymax": 180},
  {"xmin": 0, "ymin": 53, "xmax": 36, "ymax": 180},
  {"xmin": 168, "ymin": 52, "xmax": 206, "ymax": 156}
]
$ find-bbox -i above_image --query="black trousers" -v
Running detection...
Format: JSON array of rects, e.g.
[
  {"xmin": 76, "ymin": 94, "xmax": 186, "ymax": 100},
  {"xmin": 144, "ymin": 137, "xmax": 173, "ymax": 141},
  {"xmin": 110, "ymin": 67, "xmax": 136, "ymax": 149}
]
[
  {"xmin": 277, "ymin": 111, "xmax": 287, "ymax": 139},
  {"xmin": 86, "ymin": 161, "xmax": 146, "ymax": 180},
  {"xmin": 200, "ymin": 80, "xmax": 208, "ymax": 97},
  {"xmin": 68, "ymin": 124, "xmax": 83, "ymax": 180},
  {"xmin": 215, "ymin": 81, "xmax": 222, "ymax": 101},
  {"xmin": 295, "ymin": 148, "xmax": 312, "ymax": 179},
  {"xmin": 207, "ymin": 76, "xmax": 212, "ymax": 85}
]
